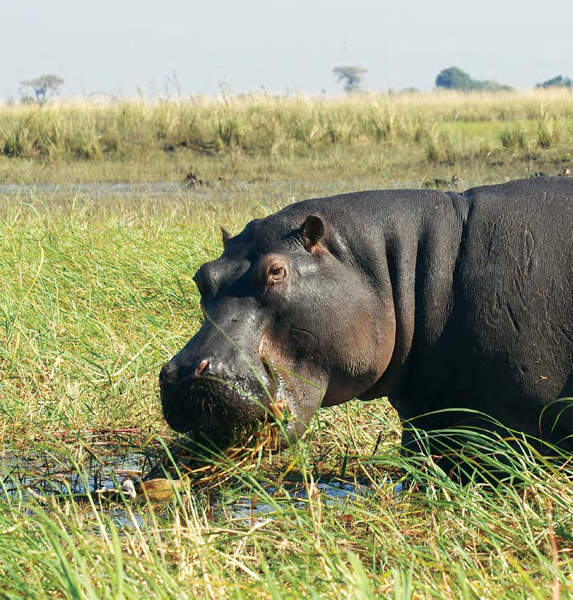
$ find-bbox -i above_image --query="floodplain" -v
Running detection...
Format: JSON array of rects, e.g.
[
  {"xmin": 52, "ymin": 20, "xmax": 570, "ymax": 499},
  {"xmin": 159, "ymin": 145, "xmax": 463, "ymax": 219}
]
[{"xmin": 2, "ymin": 91, "xmax": 573, "ymax": 598}]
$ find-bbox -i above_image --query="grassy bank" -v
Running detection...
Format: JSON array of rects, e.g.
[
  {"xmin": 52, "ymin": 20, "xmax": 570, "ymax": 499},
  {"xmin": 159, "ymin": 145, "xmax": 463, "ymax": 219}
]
[{"xmin": 1, "ymin": 89, "xmax": 573, "ymax": 186}]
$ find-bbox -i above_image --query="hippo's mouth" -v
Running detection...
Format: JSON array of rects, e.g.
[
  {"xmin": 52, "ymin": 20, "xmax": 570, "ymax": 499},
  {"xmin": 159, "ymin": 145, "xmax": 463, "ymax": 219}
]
[{"xmin": 160, "ymin": 359, "xmax": 299, "ymax": 447}]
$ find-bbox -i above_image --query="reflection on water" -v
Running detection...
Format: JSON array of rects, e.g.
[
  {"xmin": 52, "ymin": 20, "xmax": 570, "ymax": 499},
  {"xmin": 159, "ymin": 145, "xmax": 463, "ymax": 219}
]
[
  {"xmin": 1, "ymin": 445, "xmax": 148, "ymax": 500},
  {"xmin": 2, "ymin": 445, "xmax": 379, "ymax": 524},
  {"xmin": 228, "ymin": 480, "xmax": 373, "ymax": 521}
]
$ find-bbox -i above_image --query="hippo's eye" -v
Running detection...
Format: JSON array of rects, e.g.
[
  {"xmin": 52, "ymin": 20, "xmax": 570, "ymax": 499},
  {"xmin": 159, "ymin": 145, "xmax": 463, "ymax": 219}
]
[
  {"xmin": 254, "ymin": 255, "xmax": 288, "ymax": 293},
  {"xmin": 267, "ymin": 264, "xmax": 287, "ymax": 286}
]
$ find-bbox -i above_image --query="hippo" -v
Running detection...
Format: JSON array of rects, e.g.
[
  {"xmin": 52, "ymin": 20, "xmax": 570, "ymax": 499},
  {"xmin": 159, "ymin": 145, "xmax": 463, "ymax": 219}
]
[{"xmin": 159, "ymin": 177, "xmax": 573, "ymax": 469}]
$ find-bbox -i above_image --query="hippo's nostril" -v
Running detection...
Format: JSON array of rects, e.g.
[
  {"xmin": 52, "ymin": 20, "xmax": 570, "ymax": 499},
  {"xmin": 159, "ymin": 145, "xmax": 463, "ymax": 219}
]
[
  {"xmin": 159, "ymin": 362, "xmax": 178, "ymax": 388},
  {"xmin": 193, "ymin": 359, "xmax": 210, "ymax": 378}
]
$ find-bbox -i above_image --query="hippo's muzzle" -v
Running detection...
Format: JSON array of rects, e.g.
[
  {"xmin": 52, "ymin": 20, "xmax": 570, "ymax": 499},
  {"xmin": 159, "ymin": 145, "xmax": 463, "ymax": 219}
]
[{"xmin": 159, "ymin": 352, "xmax": 275, "ymax": 445}]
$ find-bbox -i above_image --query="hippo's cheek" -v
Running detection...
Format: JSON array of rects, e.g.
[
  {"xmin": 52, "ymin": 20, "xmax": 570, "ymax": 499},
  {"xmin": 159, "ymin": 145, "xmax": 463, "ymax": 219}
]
[{"xmin": 259, "ymin": 336, "xmax": 328, "ymax": 437}]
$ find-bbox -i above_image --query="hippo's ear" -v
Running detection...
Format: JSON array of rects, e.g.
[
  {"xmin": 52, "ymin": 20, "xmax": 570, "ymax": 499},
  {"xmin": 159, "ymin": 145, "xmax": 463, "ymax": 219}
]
[
  {"xmin": 300, "ymin": 215, "xmax": 325, "ymax": 252},
  {"xmin": 221, "ymin": 227, "xmax": 231, "ymax": 247}
]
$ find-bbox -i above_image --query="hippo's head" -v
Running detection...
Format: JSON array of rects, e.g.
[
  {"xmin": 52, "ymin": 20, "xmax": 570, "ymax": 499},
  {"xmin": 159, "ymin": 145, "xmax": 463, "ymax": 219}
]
[{"xmin": 159, "ymin": 204, "xmax": 395, "ymax": 446}]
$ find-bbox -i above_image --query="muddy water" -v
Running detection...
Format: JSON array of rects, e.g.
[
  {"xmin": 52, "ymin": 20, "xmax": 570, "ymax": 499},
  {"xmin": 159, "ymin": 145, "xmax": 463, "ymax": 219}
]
[
  {"xmin": 0, "ymin": 179, "xmax": 390, "ymax": 204},
  {"xmin": 1, "ymin": 446, "xmax": 148, "ymax": 499},
  {"xmin": 2, "ymin": 445, "xmax": 376, "ymax": 524}
]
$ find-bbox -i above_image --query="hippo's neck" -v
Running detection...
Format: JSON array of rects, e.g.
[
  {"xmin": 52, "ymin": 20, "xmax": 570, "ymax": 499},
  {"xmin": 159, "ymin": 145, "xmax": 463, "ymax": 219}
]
[{"xmin": 359, "ymin": 191, "xmax": 469, "ymax": 400}]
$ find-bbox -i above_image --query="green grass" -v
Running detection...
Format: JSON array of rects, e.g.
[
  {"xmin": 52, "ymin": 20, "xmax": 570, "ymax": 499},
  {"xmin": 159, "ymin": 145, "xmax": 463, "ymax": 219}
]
[{"xmin": 2, "ymin": 92, "xmax": 573, "ymax": 597}]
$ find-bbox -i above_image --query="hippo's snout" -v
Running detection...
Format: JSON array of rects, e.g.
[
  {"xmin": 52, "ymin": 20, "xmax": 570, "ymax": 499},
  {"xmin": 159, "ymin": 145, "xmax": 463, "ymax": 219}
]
[
  {"xmin": 158, "ymin": 361, "xmax": 178, "ymax": 387},
  {"xmin": 159, "ymin": 353, "xmax": 271, "ymax": 441},
  {"xmin": 159, "ymin": 358, "xmax": 210, "ymax": 389}
]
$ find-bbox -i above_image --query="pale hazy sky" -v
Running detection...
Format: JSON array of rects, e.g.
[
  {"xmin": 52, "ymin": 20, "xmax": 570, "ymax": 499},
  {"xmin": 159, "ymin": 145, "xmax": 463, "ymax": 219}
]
[{"xmin": 3, "ymin": 0, "xmax": 573, "ymax": 100}]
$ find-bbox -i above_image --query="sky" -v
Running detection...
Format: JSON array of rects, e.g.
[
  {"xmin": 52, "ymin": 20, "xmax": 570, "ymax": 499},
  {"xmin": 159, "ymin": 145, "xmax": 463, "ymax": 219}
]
[{"xmin": 2, "ymin": 0, "xmax": 573, "ymax": 101}]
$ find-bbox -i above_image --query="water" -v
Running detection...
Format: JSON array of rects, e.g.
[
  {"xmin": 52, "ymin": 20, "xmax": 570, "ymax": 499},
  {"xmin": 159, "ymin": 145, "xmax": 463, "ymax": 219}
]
[
  {"xmin": 0, "ymin": 181, "xmax": 190, "ymax": 200},
  {"xmin": 228, "ymin": 480, "xmax": 373, "ymax": 521},
  {"xmin": 0, "ymin": 178, "xmax": 412, "ymax": 201},
  {"xmin": 2, "ymin": 444, "xmax": 377, "ymax": 524},
  {"xmin": 1, "ymin": 444, "xmax": 148, "ymax": 500}
]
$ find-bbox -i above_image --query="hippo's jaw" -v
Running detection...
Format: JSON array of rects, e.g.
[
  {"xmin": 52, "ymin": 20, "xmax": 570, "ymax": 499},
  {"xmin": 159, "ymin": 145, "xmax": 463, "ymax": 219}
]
[
  {"xmin": 159, "ymin": 343, "xmax": 326, "ymax": 446},
  {"xmin": 160, "ymin": 374, "xmax": 266, "ymax": 437},
  {"xmin": 258, "ymin": 335, "xmax": 329, "ymax": 438},
  {"xmin": 259, "ymin": 357, "xmax": 328, "ymax": 439}
]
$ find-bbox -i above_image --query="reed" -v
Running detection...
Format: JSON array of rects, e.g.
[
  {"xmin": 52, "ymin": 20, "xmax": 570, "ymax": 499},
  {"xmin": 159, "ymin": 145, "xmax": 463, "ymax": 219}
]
[{"xmin": 1, "ymin": 89, "xmax": 573, "ymax": 185}]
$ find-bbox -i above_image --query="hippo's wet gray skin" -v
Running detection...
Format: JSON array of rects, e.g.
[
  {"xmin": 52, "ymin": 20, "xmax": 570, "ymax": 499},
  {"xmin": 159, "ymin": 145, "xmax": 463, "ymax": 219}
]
[{"xmin": 160, "ymin": 178, "xmax": 573, "ymax": 464}]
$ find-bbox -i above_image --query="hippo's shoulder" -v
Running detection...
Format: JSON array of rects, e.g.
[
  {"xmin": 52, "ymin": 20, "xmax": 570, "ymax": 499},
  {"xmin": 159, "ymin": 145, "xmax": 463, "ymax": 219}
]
[{"xmin": 276, "ymin": 188, "xmax": 464, "ymax": 224}]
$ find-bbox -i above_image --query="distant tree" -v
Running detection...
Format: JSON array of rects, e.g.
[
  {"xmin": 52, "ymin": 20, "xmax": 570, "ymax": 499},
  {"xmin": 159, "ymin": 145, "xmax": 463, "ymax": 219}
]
[
  {"xmin": 536, "ymin": 75, "xmax": 573, "ymax": 89},
  {"xmin": 435, "ymin": 67, "xmax": 472, "ymax": 90},
  {"xmin": 333, "ymin": 66, "xmax": 367, "ymax": 93},
  {"xmin": 435, "ymin": 67, "xmax": 512, "ymax": 92},
  {"xmin": 19, "ymin": 74, "xmax": 64, "ymax": 105},
  {"xmin": 470, "ymin": 79, "xmax": 513, "ymax": 92}
]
